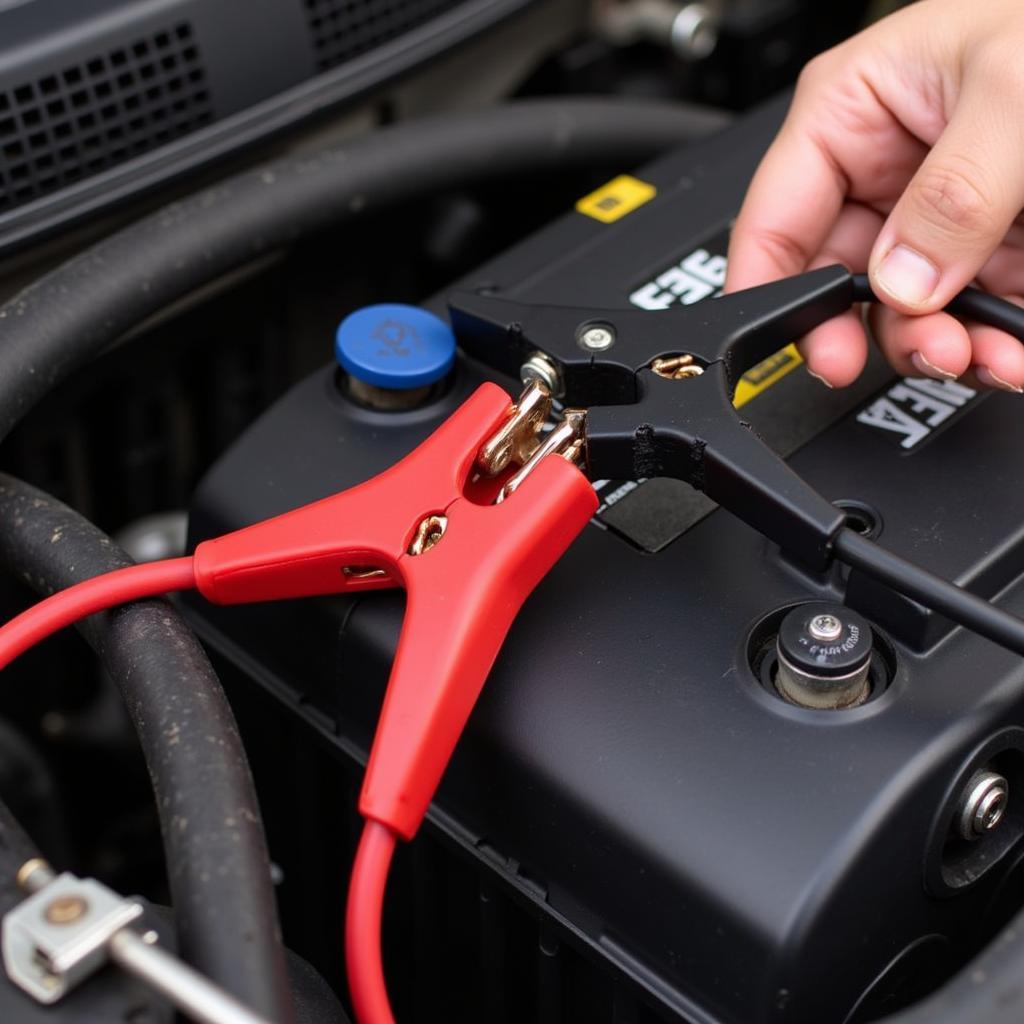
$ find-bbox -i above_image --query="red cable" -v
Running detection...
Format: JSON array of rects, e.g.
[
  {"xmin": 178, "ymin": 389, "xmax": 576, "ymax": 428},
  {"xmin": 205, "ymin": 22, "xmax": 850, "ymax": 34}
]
[
  {"xmin": 0, "ymin": 554, "xmax": 401, "ymax": 1021},
  {"xmin": 346, "ymin": 820, "xmax": 399, "ymax": 1024},
  {"xmin": 0, "ymin": 556, "xmax": 196, "ymax": 672}
]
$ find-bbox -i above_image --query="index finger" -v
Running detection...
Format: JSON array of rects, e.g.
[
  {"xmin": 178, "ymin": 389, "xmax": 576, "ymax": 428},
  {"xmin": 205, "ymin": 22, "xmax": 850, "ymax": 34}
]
[{"xmin": 726, "ymin": 109, "xmax": 848, "ymax": 292}]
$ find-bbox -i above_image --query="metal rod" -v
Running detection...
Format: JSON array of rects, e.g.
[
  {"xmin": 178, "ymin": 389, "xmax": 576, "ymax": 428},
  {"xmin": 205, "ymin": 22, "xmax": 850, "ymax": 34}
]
[{"xmin": 107, "ymin": 930, "xmax": 274, "ymax": 1024}]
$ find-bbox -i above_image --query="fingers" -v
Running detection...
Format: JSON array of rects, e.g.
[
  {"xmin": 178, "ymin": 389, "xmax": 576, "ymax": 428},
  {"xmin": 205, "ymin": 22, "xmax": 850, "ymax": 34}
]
[
  {"xmin": 966, "ymin": 304, "xmax": 1024, "ymax": 393},
  {"xmin": 867, "ymin": 305, "xmax": 973, "ymax": 379},
  {"xmin": 869, "ymin": 57, "xmax": 1024, "ymax": 314},
  {"xmin": 967, "ymin": 252, "xmax": 1024, "ymax": 390},
  {"xmin": 867, "ymin": 299, "xmax": 1024, "ymax": 393},
  {"xmin": 798, "ymin": 203, "xmax": 884, "ymax": 386},
  {"xmin": 726, "ymin": 43, "xmax": 926, "ymax": 296},
  {"xmin": 726, "ymin": 131, "xmax": 845, "ymax": 291},
  {"xmin": 727, "ymin": 34, "xmax": 1024, "ymax": 392},
  {"xmin": 725, "ymin": 61, "xmax": 852, "ymax": 293}
]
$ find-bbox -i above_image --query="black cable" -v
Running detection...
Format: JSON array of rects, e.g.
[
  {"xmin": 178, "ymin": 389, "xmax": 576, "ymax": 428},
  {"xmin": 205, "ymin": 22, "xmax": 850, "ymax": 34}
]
[
  {"xmin": 0, "ymin": 97, "xmax": 730, "ymax": 442},
  {"xmin": 853, "ymin": 273, "xmax": 1024, "ymax": 336},
  {"xmin": 842, "ymin": 275, "xmax": 1024, "ymax": 656},
  {"xmin": 0, "ymin": 474, "xmax": 295, "ymax": 1023},
  {"xmin": 835, "ymin": 528, "xmax": 1024, "ymax": 656}
]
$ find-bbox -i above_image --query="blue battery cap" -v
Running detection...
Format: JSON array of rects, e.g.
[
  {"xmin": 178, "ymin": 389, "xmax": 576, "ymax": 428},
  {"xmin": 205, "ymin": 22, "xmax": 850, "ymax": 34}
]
[{"xmin": 334, "ymin": 304, "xmax": 456, "ymax": 390}]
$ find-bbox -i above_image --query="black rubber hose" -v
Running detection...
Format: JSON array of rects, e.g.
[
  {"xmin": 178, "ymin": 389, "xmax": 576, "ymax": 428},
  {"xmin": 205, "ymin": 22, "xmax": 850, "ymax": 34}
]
[
  {"xmin": 0, "ymin": 794, "xmax": 36, "ymax": 896},
  {"xmin": 835, "ymin": 528, "xmax": 1024, "ymax": 657},
  {"xmin": 0, "ymin": 97, "xmax": 730, "ymax": 440},
  {"xmin": 0, "ymin": 797, "xmax": 38, "ymax": 940},
  {"xmin": 0, "ymin": 474, "xmax": 294, "ymax": 1023}
]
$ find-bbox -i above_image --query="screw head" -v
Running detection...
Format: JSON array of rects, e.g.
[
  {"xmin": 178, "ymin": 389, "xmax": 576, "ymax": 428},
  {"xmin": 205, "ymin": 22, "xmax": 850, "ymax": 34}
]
[
  {"xmin": 579, "ymin": 325, "xmax": 615, "ymax": 351},
  {"xmin": 45, "ymin": 895, "xmax": 88, "ymax": 925},
  {"xmin": 808, "ymin": 614, "xmax": 843, "ymax": 642},
  {"xmin": 957, "ymin": 770, "xmax": 1009, "ymax": 840}
]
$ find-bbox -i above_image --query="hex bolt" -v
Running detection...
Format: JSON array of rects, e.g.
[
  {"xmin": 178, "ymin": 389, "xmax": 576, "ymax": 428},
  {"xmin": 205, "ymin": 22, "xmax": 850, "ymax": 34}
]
[
  {"xmin": 44, "ymin": 895, "xmax": 88, "ymax": 925},
  {"xmin": 808, "ymin": 614, "xmax": 843, "ymax": 643},
  {"xmin": 519, "ymin": 353, "xmax": 563, "ymax": 397},
  {"xmin": 956, "ymin": 770, "xmax": 1009, "ymax": 841},
  {"xmin": 579, "ymin": 325, "xmax": 615, "ymax": 352}
]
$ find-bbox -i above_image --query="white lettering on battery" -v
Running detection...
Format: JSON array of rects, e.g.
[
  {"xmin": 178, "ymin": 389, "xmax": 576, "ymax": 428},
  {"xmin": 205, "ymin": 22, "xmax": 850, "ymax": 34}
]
[
  {"xmin": 856, "ymin": 377, "xmax": 978, "ymax": 449},
  {"xmin": 629, "ymin": 249, "xmax": 727, "ymax": 310},
  {"xmin": 903, "ymin": 377, "xmax": 976, "ymax": 406}
]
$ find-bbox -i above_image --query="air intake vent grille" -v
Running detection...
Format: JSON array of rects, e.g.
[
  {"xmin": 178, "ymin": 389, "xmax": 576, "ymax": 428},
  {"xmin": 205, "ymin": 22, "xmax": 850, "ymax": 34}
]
[
  {"xmin": 305, "ymin": 0, "xmax": 468, "ymax": 71},
  {"xmin": 0, "ymin": 23, "xmax": 212, "ymax": 213}
]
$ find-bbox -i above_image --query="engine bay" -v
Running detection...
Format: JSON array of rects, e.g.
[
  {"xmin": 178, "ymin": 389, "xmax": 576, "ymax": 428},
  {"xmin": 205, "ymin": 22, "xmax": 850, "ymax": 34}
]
[{"xmin": 1, "ymin": 3, "xmax": 1023, "ymax": 1023}]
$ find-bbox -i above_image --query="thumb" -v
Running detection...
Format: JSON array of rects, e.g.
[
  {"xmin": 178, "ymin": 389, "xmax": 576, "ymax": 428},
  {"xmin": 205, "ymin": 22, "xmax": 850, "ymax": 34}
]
[{"xmin": 869, "ymin": 72, "xmax": 1024, "ymax": 313}]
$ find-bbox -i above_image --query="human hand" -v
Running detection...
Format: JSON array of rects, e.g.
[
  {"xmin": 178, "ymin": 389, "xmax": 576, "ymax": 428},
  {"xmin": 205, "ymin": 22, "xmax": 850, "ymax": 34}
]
[{"xmin": 726, "ymin": 0, "xmax": 1024, "ymax": 392}]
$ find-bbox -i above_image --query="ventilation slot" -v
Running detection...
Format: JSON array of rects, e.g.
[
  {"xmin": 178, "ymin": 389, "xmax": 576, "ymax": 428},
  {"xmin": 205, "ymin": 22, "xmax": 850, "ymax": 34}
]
[
  {"xmin": 0, "ymin": 23, "xmax": 213, "ymax": 213},
  {"xmin": 305, "ymin": 0, "xmax": 469, "ymax": 71}
]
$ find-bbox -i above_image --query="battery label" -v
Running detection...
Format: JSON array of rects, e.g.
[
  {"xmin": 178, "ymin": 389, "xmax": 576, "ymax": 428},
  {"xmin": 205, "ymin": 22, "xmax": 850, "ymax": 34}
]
[
  {"xmin": 628, "ymin": 247, "xmax": 727, "ymax": 310},
  {"xmin": 733, "ymin": 345, "xmax": 802, "ymax": 408},
  {"xmin": 576, "ymin": 175, "xmax": 658, "ymax": 224},
  {"xmin": 855, "ymin": 377, "xmax": 978, "ymax": 450}
]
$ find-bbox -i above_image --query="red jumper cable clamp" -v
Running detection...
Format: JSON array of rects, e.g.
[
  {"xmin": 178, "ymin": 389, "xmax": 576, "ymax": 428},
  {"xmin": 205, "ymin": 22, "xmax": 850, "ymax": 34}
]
[
  {"xmin": 0, "ymin": 379, "xmax": 595, "ymax": 1024},
  {"xmin": 191, "ymin": 379, "xmax": 595, "ymax": 839}
]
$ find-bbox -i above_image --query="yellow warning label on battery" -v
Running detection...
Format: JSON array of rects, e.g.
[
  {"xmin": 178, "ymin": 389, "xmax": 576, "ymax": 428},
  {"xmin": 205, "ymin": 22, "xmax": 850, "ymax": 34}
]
[
  {"xmin": 733, "ymin": 344, "xmax": 804, "ymax": 408},
  {"xmin": 576, "ymin": 175, "xmax": 657, "ymax": 223}
]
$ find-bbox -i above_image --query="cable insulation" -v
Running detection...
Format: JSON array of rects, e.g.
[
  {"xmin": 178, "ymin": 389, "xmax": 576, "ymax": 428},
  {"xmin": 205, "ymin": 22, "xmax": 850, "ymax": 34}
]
[
  {"xmin": 346, "ymin": 821, "xmax": 399, "ymax": 1024},
  {"xmin": 835, "ymin": 528, "xmax": 1024, "ymax": 656},
  {"xmin": 0, "ymin": 557, "xmax": 195, "ymax": 673},
  {"xmin": 853, "ymin": 273, "xmax": 1024, "ymax": 337}
]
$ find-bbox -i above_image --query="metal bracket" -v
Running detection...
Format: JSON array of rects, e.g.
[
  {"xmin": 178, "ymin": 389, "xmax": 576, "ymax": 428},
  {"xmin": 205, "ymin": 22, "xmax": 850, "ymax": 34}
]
[
  {"xmin": 2, "ymin": 872, "xmax": 142, "ymax": 1003},
  {"xmin": 2, "ymin": 861, "xmax": 274, "ymax": 1024}
]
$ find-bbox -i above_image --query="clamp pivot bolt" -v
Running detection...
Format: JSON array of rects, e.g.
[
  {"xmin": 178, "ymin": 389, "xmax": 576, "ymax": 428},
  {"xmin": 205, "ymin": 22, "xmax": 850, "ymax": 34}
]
[
  {"xmin": 519, "ymin": 352, "xmax": 563, "ymax": 397},
  {"xmin": 578, "ymin": 325, "xmax": 616, "ymax": 351}
]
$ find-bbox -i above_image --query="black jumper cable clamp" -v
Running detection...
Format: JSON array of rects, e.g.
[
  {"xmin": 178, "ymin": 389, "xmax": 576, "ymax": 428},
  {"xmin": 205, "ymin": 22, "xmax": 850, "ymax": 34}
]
[
  {"xmin": 450, "ymin": 264, "xmax": 862, "ymax": 571},
  {"xmin": 450, "ymin": 266, "xmax": 1024, "ymax": 661}
]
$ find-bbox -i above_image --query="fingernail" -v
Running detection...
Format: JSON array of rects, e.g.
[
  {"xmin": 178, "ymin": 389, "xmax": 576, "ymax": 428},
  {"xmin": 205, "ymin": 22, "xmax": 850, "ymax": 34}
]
[
  {"xmin": 875, "ymin": 245, "xmax": 940, "ymax": 306},
  {"xmin": 976, "ymin": 366, "xmax": 1024, "ymax": 393},
  {"xmin": 911, "ymin": 351, "xmax": 958, "ymax": 381},
  {"xmin": 806, "ymin": 369, "xmax": 834, "ymax": 389}
]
